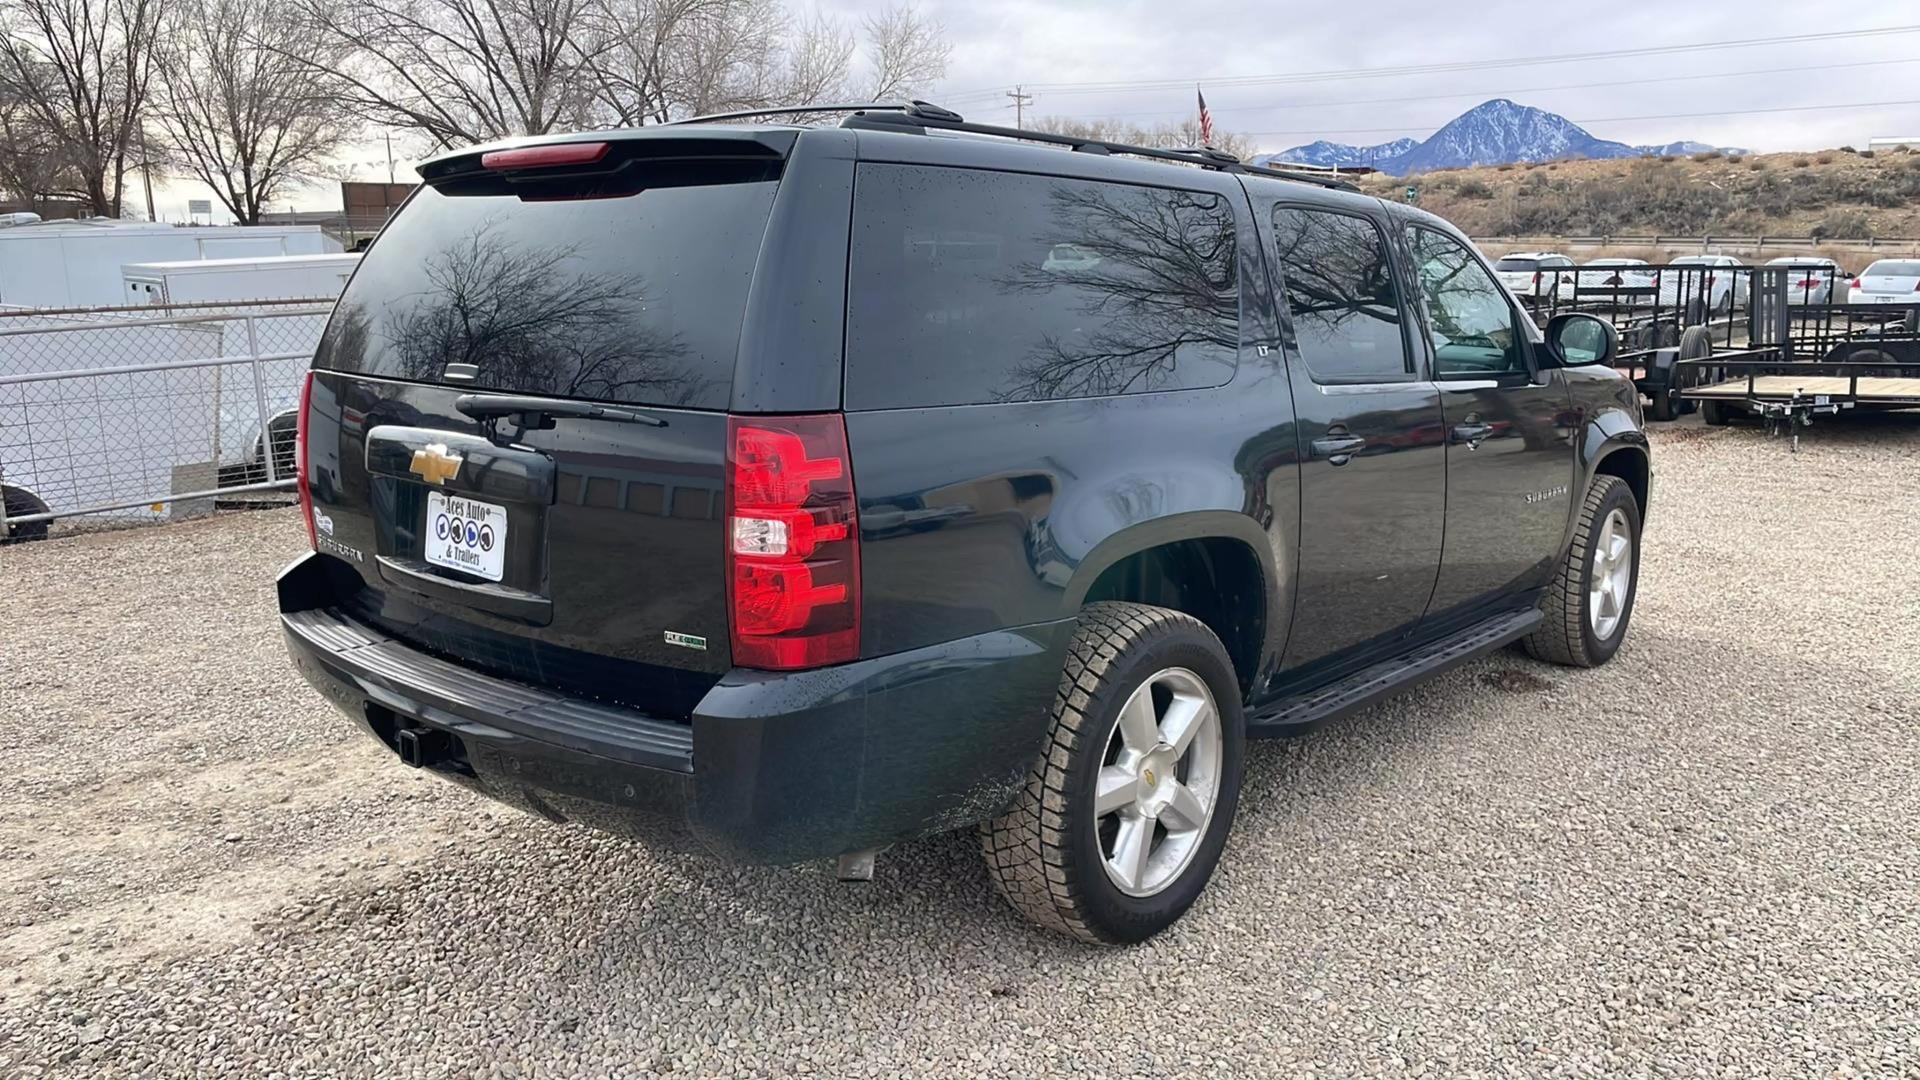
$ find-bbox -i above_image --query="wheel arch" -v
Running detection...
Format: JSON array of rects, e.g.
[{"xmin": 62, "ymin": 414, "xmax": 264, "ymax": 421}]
[
  {"xmin": 1063, "ymin": 512, "xmax": 1283, "ymax": 696},
  {"xmin": 1589, "ymin": 442, "xmax": 1651, "ymax": 524}
]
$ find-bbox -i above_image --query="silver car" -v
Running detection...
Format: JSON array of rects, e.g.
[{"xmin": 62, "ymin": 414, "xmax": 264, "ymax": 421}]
[
  {"xmin": 1765, "ymin": 256, "xmax": 1845, "ymax": 305},
  {"xmin": 1657, "ymin": 254, "xmax": 1747, "ymax": 316}
]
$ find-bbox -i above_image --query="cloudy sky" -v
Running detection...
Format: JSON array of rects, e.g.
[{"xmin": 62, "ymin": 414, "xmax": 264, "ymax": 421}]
[
  {"xmin": 158, "ymin": 2, "xmax": 1920, "ymax": 219},
  {"xmin": 894, "ymin": 1, "xmax": 1920, "ymax": 153}
]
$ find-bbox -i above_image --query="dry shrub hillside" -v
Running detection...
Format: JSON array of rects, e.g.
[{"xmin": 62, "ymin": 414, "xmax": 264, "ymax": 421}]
[{"xmin": 1365, "ymin": 147, "xmax": 1920, "ymax": 240}]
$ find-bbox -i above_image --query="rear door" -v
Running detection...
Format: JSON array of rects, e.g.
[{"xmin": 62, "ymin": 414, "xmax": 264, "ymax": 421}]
[
  {"xmin": 305, "ymin": 134, "xmax": 792, "ymax": 716},
  {"xmin": 1402, "ymin": 224, "xmax": 1574, "ymax": 619},
  {"xmin": 1260, "ymin": 200, "xmax": 1446, "ymax": 674}
]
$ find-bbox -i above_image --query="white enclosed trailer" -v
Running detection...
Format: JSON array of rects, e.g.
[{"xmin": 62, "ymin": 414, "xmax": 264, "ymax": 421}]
[
  {"xmin": 0, "ymin": 220, "xmax": 343, "ymax": 309},
  {"xmin": 122, "ymin": 254, "xmax": 360, "ymax": 306}
]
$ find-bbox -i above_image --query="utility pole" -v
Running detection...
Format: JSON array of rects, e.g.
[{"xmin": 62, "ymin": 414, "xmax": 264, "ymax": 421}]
[
  {"xmin": 385, "ymin": 131, "xmax": 395, "ymax": 184},
  {"xmin": 1006, "ymin": 85, "xmax": 1033, "ymax": 129}
]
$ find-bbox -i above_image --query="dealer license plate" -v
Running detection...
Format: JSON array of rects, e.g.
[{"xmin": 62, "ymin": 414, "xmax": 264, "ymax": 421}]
[{"xmin": 425, "ymin": 492, "xmax": 507, "ymax": 582}]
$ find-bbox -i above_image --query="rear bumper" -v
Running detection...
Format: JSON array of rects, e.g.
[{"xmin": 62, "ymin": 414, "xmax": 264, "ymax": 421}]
[{"xmin": 277, "ymin": 552, "xmax": 1073, "ymax": 864}]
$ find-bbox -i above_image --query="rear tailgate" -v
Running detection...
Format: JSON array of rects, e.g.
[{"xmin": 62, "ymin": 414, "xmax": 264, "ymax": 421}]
[{"xmin": 305, "ymin": 133, "xmax": 790, "ymax": 717}]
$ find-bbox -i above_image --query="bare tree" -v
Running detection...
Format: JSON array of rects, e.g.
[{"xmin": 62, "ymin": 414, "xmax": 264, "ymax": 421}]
[
  {"xmin": 285, "ymin": 0, "xmax": 950, "ymax": 150},
  {"xmin": 0, "ymin": 86, "xmax": 81, "ymax": 206},
  {"xmin": 151, "ymin": 0, "xmax": 356, "ymax": 224},
  {"xmin": 1030, "ymin": 115, "xmax": 1257, "ymax": 163},
  {"xmin": 284, "ymin": 0, "xmax": 607, "ymax": 149},
  {"xmin": 860, "ymin": 3, "xmax": 947, "ymax": 100},
  {"xmin": 0, "ymin": 0, "xmax": 161, "ymax": 216}
]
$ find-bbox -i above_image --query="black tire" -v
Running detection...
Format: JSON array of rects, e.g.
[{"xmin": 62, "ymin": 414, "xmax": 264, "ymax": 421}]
[
  {"xmin": 1647, "ymin": 380, "xmax": 1678, "ymax": 421},
  {"xmin": 981, "ymin": 602, "xmax": 1246, "ymax": 945},
  {"xmin": 1523, "ymin": 475, "xmax": 1641, "ymax": 669},
  {"xmin": 1683, "ymin": 297, "xmax": 1706, "ymax": 327},
  {"xmin": 1671, "ymin": 326, "xmax": 1713, "ymax": 417},
  {"xmin": 1700, "ymin": 399, "xmax": 1732, "ymax": 426},
  {"xmin": 1, "ymin": 483, "xmax": 50, "ymax": 543}
]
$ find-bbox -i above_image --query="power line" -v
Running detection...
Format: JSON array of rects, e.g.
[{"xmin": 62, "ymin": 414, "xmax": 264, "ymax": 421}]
[
  {"xmin": 938, "ymin": 23, "xmax": 1920, "ymax": 103},
  {"xmin": 1042, "ymin": 57, "xmax": 1920, "ymax": 124},
  {"xmin": 1237, "ymin": 98, "xmax": 1920, "ymax": 140}
]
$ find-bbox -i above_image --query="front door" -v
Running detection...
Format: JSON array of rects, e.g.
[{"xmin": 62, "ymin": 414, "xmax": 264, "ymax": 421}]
[
  {"xmin": 1402, "ymin": 225, "xmax": 1576, "ymax": 620},
  {"xmin": 1263, "ymin": 203, "xmax": 1447, "ymax": 676}
]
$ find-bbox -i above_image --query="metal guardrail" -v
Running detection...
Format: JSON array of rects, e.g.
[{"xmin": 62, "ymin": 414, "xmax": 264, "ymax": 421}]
[
  {"xmin": 1477, "ymin": 235, "xmax": 1920, "ymax": 256},
  {"xmin": 0, "ymin": 299, "xmax": 333, "ymax": 539}
]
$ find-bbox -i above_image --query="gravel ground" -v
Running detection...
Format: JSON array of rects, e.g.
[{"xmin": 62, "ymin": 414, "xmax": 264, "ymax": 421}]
[{"xmin": 3, "ymin": 415, "xmax": 1918, "ymax": 1078}]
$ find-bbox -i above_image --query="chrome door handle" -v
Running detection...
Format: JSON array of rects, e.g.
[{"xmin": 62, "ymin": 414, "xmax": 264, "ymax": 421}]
[
  {"xmin": 1310, "ymin": 434, "xmax": 1367, "ymax": 465},
  {"xmin": 1451, "ymin": 423, "xmax": 1493, "ymax": 448}
]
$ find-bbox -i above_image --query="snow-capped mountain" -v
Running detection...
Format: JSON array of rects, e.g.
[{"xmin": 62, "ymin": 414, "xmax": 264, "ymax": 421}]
[
  {"xmin": 1253, "ymin": 137, "xmax": 1416, "ymax": 169},
  {"xmin": 1267, "ymin": 100, "xmax": 1738, "ymax": 175},
  {"xmin": 1633, "ymin": 140, "xmax": 1751, "ymax": 158},
  {"xmin": 1384, "ymin": 99, "xmax": 1638, "ymax": 173}
]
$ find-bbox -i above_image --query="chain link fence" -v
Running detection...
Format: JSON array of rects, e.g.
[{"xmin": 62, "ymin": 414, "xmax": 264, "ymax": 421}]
[{"xmin": 0, "ymin": 299, "xmax": 332, "ymax": 540}]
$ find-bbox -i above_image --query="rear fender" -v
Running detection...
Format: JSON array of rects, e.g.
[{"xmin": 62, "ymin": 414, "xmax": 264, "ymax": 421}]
[{"xmin": 1063, "ymin": 510, "xmax": 1288, "ymax": 688}]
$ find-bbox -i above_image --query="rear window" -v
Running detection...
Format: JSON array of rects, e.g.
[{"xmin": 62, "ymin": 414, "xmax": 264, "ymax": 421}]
[
  {"xmin": 1865, "ymin": 261, "xmax": 1920, "ymax": 276},
  {"xmin": 1494, "ymin": 258, "xmax": 1540, "ymax": 272},
  {"xmin": 845, "ymin": 164, "xmax": 1240, "ymax": 409},
  {"xmin": 314, "ymin": 162, "xmax": 780, "ymax": 410}
]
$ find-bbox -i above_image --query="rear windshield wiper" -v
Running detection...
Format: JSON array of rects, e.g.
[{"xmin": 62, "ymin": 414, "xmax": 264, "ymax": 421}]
[{"xmin": 455, "ymin": 393, "xmax": 668, "ymax": 429}]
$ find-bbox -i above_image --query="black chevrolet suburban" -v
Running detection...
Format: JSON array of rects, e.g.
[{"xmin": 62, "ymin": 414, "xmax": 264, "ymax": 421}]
[{"xmin": 279, "ymin": 103, "xmax": 1650, "ymax": 943}]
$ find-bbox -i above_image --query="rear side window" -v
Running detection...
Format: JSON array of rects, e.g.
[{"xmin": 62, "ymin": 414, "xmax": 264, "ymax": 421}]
[
  {"xmin": 314, "ymin": 162, "xmax": 780, "ymax": 410},
  {"xmin": 1271, "ymin": 207, "xmax": 1411, "ymax": 382},
  {"xmin": 845, "ymin": 164, "xmax": 1240, "ymax": 409}
]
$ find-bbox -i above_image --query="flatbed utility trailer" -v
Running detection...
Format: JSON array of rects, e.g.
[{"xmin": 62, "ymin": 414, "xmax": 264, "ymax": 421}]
[
  {"xmin": 1520, "ymin": 262, "xmax": 1750, "ymax": 421},
  {"xmin": 1670, "ymin": 266, "xmax": 1920, "ymax": 447}
]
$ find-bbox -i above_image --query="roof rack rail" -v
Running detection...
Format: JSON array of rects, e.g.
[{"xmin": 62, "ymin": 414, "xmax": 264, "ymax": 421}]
[
  {"xmin": 838, "ymin": 104, "xmax": 1359, "ymax": 191},
  {"xmin": 670, "ymin": 100, "xmax": 962, "ymax": 127}
]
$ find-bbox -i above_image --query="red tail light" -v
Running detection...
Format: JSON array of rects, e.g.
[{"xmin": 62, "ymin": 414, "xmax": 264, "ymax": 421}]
[
  {"xmin": 1797, "ymin": 278, "xmax": 1821, "ymax": 289},
  {"xmin": 726, "ymin": 414, "xmax": 860, "ymax": 669},
  {"xmin": 1852, "ymin": 278, "xmax": 1863, "ymax": 290},
  {"xmin": 295, "ymin": 370, "xmax": 316, "ymax": 550},
  {"xmin": 1531, "ymin": 270, "xmax": 1542, "ymax": 289}
]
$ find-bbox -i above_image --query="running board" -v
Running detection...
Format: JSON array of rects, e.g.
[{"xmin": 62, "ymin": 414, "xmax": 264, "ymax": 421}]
[{"xmin": 1247, "ymin": 608, "xmax": 1543, "ymax": 737}]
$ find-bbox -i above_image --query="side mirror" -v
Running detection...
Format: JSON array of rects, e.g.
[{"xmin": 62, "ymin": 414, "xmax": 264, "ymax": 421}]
[{"xmin": 1545, "ymin": 312, "xmax": 1618, "ymax": 367}]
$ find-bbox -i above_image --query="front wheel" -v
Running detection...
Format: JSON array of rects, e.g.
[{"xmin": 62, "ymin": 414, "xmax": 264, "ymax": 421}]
[
  {"xmin": 1523, "ymin": 474, "xmax": 1641, "ymax": 668},
  {"xmin": 981, "ymin": 602, "xmax": 1245, "ymax": 944}
]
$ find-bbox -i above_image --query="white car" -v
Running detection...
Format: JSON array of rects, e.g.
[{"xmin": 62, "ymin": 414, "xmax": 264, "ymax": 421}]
[
  {"xmin": 1576, "ymin": 258, "xmax": 1657, "ymax": 303},
  {"xmin": 1493, "ymin": 252, "xmax": 1576, "ymax": 302},
  {"xmin": 1847, "ymin": 259, "xmax": 1920, "ymax": 305},
  {"xmin": 1658, "ymin": 254, "xmax": 1747, "ymax": 317},
  {"xmin": 1765, "ymin": 256, "xmax": 1846, "ymax": 305}
]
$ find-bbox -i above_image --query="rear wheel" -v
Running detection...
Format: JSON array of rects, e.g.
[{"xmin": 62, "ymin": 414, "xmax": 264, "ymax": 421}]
[
  {"xmin": 1523, "ymin": 475, "xmax": 1641, "ymax": 668},
  {"xmin": 1, "ymin": 484, "xmax": 49, "ymax": 544},
  {"xmin": 1700, "ymin": 399, "xmax": 1733, "ymax": 426},
  {"xmin": 981, "ymin": 602, "xmax": 1245, "ymax": 944}
]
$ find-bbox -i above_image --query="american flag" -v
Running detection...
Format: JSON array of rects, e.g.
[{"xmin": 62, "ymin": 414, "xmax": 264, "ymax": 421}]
[{"xmin": 1197, "ymin": 89, "xmax": 1214, "ymax": 147}]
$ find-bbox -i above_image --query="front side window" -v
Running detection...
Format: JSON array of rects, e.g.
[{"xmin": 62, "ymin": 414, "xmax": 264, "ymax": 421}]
[
  {"xmin": 1408, "ymin": 228, "xmax": 1528, "ymax": 378},
  {"xmin": 1271, "ymin": 207, "xmax": 1410, "ymax": 382},
  {"xmin": 845, "ymin": 165, "xmax": 1240, "ymax": 409}
]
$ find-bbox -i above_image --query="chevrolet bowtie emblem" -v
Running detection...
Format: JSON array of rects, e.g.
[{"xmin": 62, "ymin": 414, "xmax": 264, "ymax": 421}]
[{"xmin": 409, "ymin": 443, "xmax": 463, "ymax": 486}]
